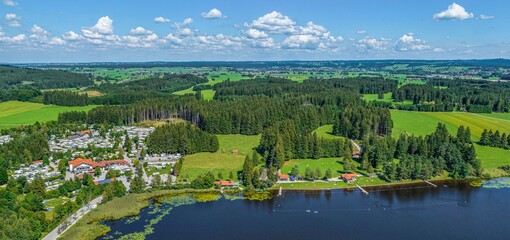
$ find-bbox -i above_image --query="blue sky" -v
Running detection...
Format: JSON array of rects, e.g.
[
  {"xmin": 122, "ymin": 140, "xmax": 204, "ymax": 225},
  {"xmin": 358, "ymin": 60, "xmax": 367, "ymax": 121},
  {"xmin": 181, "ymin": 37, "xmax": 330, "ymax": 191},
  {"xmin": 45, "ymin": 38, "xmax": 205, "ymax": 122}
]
[{"xmin": 0, "ymin": 0, "xmax": 507, "ymax": 62}]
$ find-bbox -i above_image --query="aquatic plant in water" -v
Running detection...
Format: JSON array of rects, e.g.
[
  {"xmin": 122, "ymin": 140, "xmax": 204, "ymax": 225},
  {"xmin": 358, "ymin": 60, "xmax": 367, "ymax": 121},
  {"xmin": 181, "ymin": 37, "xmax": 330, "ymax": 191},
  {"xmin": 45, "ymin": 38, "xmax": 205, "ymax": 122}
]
[{"xmin": 482, "ymin": 177, "xmax": 510, "ymax": 189}]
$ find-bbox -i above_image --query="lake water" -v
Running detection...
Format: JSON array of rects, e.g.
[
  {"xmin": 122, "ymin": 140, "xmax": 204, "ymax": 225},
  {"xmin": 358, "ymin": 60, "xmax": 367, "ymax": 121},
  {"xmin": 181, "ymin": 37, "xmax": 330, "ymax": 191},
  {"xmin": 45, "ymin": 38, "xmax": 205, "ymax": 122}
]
[{"xmin": 101, "ymin": 178, "xmax": 510, "ymax": 240}]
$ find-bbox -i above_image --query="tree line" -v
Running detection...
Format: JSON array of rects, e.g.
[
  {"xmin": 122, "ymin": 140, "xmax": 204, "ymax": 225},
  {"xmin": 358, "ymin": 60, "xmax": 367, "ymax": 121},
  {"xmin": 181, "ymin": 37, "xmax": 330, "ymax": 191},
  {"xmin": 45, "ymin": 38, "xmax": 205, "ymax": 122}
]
[
  {"xmin": 43, "ymin": 90, "xmax": 88, "ymax": 106},
  {"xmin": 392, "ymin": 80, "xmax": 510, "ymax": 113},
  {"xmin": 479, "ymin": 129, "xmax": 510, "ymax": 150},
  {"xmin": 380, "ymin": 124, "xmax": 480, "ymax": 180}
]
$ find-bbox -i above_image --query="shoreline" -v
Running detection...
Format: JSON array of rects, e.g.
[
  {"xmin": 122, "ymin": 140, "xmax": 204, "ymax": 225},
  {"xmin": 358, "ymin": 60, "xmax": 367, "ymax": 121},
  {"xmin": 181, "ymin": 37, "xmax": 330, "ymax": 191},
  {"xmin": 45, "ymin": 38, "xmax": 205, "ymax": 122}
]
[{"xmin": 60, "ymin": 177, "xmax": 490, "ymax": 240}]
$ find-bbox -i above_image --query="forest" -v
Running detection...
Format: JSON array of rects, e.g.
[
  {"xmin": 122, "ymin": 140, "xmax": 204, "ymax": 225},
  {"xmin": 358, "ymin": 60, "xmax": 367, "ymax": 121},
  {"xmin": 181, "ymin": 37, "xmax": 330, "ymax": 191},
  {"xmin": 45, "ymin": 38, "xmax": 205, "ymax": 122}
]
[
  {"xmin": 0, "ymin": 65, "xmax": 92, "ymax": 90},
  {"xmin": 146, "ymin": 123, "xmax": 219, "ymax": 155},
  {"xmin": 43, "ymin": 90, "xmax": 88, "ymax": 106},
  {"xmin": 89, "ymin": 74, "xmax": 208, "ymax": 105},
  {"xmin": 392, "ymin": 80, "xmax": 510, "ymax": 113}
]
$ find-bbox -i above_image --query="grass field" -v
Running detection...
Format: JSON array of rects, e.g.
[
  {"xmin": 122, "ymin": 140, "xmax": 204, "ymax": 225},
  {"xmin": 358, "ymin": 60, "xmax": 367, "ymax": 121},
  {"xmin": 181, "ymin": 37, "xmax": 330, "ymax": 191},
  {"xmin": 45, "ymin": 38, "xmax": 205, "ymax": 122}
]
[
  {"xmin": 178, "ymin": 134, "xmax": 261, "ymax": 181},
  {"xmin": 0, "ymin": 101, "xmax": 97, "ymax": 129},
  {"xmin": 391, "ymin": 110, "xmax": 510, "ymax": 177},
  {"xmin": 312, "ymin": 125, "xmax": 344, "ymax": 140},
  {"xmin": 476, "ymin": 113, "xmax": 510, "ymax": 121},
  {"xmin": 173, "ymin": 88, "xmax": 216, "ymax": 100},
  {"xmin": 363, "ymin": 93, "xmax": 394, "ymax": 102},
  {"xmin": 281, "ymin": 158, "xmax": 349, "ymax": 177}
]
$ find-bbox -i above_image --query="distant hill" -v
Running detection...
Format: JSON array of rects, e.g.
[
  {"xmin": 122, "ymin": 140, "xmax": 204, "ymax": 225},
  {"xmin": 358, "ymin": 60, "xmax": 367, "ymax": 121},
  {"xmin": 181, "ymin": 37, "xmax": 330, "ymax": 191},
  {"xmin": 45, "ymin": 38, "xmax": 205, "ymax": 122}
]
[
  {"xmin": 0, "ymin": 65, "xmax": 93, "ymax": 90},
  {"xmin": 16, "ymin": 59, "xmax": 510, "ymax": 69}
]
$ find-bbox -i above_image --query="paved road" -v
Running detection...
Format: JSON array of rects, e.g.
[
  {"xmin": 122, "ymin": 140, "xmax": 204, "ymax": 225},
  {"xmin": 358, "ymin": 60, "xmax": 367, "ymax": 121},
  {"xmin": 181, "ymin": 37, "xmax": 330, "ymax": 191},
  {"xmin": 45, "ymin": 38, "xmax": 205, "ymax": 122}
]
[{"xmin": 42, "ymin": 196, "xmax": 103, "ymax": 240}]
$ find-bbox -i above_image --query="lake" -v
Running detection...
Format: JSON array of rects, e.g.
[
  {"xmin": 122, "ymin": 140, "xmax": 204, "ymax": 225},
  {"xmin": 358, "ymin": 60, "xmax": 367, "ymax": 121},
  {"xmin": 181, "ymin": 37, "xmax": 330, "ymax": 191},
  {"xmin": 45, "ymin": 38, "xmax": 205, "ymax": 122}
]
[{"xmin": 101, "ymin": 178, "xmax": 510, "ymax": 240}]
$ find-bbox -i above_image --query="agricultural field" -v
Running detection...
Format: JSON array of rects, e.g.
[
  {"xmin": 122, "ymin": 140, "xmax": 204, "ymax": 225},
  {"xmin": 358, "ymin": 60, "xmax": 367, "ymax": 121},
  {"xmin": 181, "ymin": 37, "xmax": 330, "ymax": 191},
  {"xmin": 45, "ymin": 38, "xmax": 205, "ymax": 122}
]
[
  {"xmin": 178, "ymin": 134, "xmax": 261, "ymax": 181},
  {"xmin": 0, "ymin": 101, "xmax": 96, "ymax": 129},
  {"xmin": 391, "ymin": 110, "xmax": 510, "ymax": 177}
]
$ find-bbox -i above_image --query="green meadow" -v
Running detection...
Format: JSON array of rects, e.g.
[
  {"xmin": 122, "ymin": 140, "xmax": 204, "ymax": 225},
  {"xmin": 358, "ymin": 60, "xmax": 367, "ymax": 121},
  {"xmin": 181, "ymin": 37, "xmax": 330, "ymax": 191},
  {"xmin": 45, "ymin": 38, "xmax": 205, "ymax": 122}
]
[
  {"xmin": 0, "ymin": 101, "xmax": 96, "ymax": 129},
  {"xmin": 178, "ymin": 134, "xmax": 261, "ymax": 181},
  {"xmin": 391, "ymin": 110, "xmax": 510, "ymax": 177}
]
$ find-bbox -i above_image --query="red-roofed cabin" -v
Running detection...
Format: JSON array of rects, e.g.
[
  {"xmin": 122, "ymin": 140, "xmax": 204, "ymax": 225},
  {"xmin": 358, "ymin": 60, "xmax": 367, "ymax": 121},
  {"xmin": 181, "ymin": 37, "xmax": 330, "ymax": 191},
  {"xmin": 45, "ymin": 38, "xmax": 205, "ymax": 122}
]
[
  {"xmin": 232, "ymin": 149, "xmax": 239, "ymax": 155},
  {"xmin": 279, "ymin": 173, "xmax": 290, "ymax": 181},
  {"xmin": 79, "ymin": 130, "xmax": 91, "ymax": 136},
  {"xmin": 214, "ymin": 180, "xmax": 235, "ymax": 188},
  {"xmin": 352, "ymin": 151, "xmax": 361, "ymax": 159},
  {"xmin": 341, "ymin": 173, "xmax": 358, "ymax": 184}
]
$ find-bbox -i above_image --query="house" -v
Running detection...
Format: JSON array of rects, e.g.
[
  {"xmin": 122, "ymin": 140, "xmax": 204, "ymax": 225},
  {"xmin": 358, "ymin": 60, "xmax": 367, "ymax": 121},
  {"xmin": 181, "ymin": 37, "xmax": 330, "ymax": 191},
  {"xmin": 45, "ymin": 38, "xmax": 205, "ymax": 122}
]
[
  {"xmin": 79, "ymin": 130, "xmax": 91, "ymax": 136},
  {"xmin": 341, "ymin": 173, "xmax": 358, "ymax": 184},
  {"xmin": 232, "ymin": 149, "xmax": 239, "ymax": 155},
  {"xmin": 352, "ymin": 151, "xmax": 361, "ymax": 159},
  {"xmin": 68, "ymin": 158, "xmax": 130, "ymax": 173},
  {"xmin": 278, "ymin": 173, "xmax": 290, "ymax": 181},
  {"xmin": 214, "ymin": 180, "xmax": 236, "ymax": 188}
]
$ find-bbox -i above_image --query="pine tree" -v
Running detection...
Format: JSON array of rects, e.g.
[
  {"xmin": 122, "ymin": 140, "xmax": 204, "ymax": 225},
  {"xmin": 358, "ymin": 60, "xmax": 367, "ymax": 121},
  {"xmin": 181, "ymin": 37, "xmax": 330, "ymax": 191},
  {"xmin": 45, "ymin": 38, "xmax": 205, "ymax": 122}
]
[{"xmin": 480, "ymin": 129, "xmax": 489, "ymax": 145}]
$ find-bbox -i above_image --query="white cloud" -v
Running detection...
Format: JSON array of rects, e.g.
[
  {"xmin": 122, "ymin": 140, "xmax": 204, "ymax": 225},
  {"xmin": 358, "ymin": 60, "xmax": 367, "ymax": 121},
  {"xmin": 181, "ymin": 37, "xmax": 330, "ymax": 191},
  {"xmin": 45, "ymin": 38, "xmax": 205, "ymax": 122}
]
[
  {"xmin": 282, "ymin": 35, "xmax": 322, "ymax": 50},
  {"xmin": 3, "ymin": 0, "xmax": 17, "ymax": 6},
  {"xmin": 81, "ymin": 16, "xmax": 118, "ymax": 45},
  {"xmin": 62, "ymin": 31, "xmax": 81, "ymax": 41},
  {"xmin": 202, "ymin": 8, "xmax": 224, "ymax": 19},
  {"xmin": 245, "ymin": 28, "xmax": 268, "ymax": 39},
  {"xmin": 433, "ymin": 3, "xmax": 474, "ymax": 21},
  {"xmin": 176, "ymin": 28, "xmax": 194, "ymax": 36},
  {"xmin": 246, "ymin": 11, "xmax": 297, "ymax": 34},
  {"xmin": 193, "ymin": 34, "xmax": 242, "ymax": 50},
  {"xmin": 121, "ymin": 33, "xmax": 159, "ymax": 48},
  {"xmin": 395, "ymin": 33, "xmax": 430, "ymax": 51},
  {"xmin": 355, "ymin": 36, "xmax": 390, "ymax": 51},
  {"xmin": 433, "ymin": 48, "xmax": 445, "ymax": 52},
  {"xmin": 154, "ymin": 17, "xmax": 170, "ymax": 23},
  {"xmin": 129, "ymin": 27, "xmax": 153, "ymax": 35},
  {"xmin": 48, "ymin": 37, "xmax": 66, "ymax": 45},
  {"xmin": 479, "ymin": 15, "xmax": 495, "ymax": 20},
  {"xmin": 164, "ymin": 33, "xmax": 183, "ymax": 45},
  {"xmin": 0, "ymin": 26, "xmax": 25, "ymax": 43},
  {"xmin": 5, "ymin": 13, "xmax": 21, "ymax": 27},
  {"xmin": 246, "ymin": 37, "xmax": 275, "ymax": 48},
  {"xmin": 357, "ymin": 30, "xmax": 367, "ymax": 35}
]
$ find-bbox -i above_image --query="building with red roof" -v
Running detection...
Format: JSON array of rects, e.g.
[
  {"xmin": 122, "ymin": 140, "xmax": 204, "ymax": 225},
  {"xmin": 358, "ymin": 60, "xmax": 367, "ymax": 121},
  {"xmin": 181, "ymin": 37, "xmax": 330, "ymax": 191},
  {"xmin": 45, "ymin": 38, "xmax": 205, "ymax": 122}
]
[
  {"xmin": 68, "ymin": 158, "xmax": 129, "ymax": 173},
  {"xmin": 341, "ymin": 173, "xmax": 358, "ymax": 183}
]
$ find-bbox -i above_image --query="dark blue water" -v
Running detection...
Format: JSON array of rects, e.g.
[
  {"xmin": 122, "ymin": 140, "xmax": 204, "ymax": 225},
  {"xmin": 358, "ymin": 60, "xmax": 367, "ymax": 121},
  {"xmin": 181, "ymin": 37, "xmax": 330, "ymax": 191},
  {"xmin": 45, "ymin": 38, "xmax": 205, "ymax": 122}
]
[{"xmin": 101, "ymin": 180, "xmax": 510, "ymax": 240}]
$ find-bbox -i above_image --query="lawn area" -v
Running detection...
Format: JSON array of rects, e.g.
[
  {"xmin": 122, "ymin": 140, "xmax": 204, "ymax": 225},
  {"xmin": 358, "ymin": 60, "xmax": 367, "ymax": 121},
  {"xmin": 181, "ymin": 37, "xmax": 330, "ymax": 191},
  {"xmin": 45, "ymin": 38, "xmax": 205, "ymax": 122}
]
[
  {"xmin": 216, "ymin": 134, "xmax": 261, "ymax": 155},
  {"xmin": 363, "ymin": 93, "xmax": 394, "ymax": 102},
  {"xmin": 0, "ymin": 101, "xmax": 97, "ymax": 129},
  {"xmin": 146, "ymin": 164, "xmax": 172, "ymax": 176},
  {"xmin": 281, "ymin": 158, "xmax": 347, "ymax": 177},
  {"xmin": 172, "ymin": 88, "xmax": 216, "ymax": 100},
  {"xmin": 178, "ymin": 152, "xmax": 245, "ymax": 181},
  {"xmin": 312, "ymin": 125, "xmax": 344, "ymax": 140},
  {"xmin": 391, "ymin": 110, "xmax": 510, "ymax": 176},
  {"xmin": 179, "ymin": 134, "xmax": 261, "ymax": 181}
]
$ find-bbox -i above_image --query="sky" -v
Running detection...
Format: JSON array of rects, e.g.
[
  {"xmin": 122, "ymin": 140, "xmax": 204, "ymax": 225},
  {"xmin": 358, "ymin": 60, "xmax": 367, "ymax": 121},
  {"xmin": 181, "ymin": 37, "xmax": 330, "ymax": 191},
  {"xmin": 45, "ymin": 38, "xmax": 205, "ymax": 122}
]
[{"xmin": 0, "ymin": 0, "xmax": 508, "ymax": 63}]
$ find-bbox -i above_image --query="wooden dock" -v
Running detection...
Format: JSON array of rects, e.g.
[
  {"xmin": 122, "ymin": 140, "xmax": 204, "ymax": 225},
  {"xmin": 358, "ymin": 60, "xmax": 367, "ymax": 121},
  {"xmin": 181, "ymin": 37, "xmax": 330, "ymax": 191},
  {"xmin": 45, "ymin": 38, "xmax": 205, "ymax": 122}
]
[
  {"xmin": 423, "ymin": 180, "xmax": 437, "ymax": 187},
  {"xmin": 277, "ymin": 187, "xmax": 283, "ymax": 197},
  {"xmin": 356, "ymin": 185, "xmax": 369, "ymax": 195}
]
